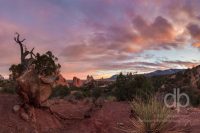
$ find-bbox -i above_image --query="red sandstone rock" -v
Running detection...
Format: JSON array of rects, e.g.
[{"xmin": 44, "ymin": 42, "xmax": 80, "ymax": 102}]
[
  {"xmin": 54, "ymin": 74, "xmax": 69, "ymax": 87},
  {"xmin": 16, "ymin": 67, "xmax": 54, "ymax": 107},
  {"xmin": 72, "ymin": 77, "xmax": 83, "ymax": 87}
]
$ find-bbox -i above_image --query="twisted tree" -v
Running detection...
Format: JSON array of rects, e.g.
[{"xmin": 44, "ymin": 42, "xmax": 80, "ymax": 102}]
[
  {"xmin": 10, "ymin": 33, "xmax": 61, "ymax": 107},
  {"xmin": 14, "ymin": 33, "xmax": 35, "ymax": 70},
  {"xmin": 10, "ymin": 33, "xmax": 60, "ymax": 79}
]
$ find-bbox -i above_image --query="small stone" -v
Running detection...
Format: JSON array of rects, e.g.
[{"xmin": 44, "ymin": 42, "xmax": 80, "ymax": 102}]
[
  {"xmin": 84, "ymin": 108, "xmax": 92, "ymax": 119},
  {"xmin": 117, "ymin": 122, "xmax": 124, "ymax": 127},
  {"xmin": 20, "ymin": 112, "xmax": 29, "ymax": 121},
  {"xmin": 13, "ymin": 105, "xmax": 21, "ymax": 113}
]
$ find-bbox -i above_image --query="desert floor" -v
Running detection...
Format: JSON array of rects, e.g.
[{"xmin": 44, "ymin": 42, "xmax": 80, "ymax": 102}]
[{"xmin": 0, "ymin": 94, "xmax": 200, "ymax": 133}]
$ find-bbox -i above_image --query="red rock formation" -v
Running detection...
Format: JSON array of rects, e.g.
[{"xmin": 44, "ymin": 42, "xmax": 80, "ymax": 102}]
[
  {"xmin": 84, "ymin": 75, "xmax": 97, "ymax": 89},
  {"xmin": 87, "ymin": 75, "xmax": 94, "ymax": 82},
  {"xmin": 55, "ymin": 74, "xmax": 69, "ymax": 87},
  {"xmin": 16, "ymin": 67, "xmax": 55, "ymax": 107},
  {"xmin": 0, "ymin": 75, "xmax": 4, "ymax": 80},
  {"xmin": 72, "ymin": 77, "xmax": 83, "ymax": 87}
]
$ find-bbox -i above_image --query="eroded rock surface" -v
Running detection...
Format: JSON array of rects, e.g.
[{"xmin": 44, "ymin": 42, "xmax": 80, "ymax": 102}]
[{"xmin": 16, "ymin": 67, "xmax": 54, "ymax": 107}]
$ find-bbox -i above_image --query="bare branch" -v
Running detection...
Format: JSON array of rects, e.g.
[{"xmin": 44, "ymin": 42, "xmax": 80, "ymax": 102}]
[
  {"xmin": 21, "ymin": 39, "xmax": 26, "ymax": 42},
  {"xmin": 14, "ymin": 32, "xmax": 26, "ymax": 44}
]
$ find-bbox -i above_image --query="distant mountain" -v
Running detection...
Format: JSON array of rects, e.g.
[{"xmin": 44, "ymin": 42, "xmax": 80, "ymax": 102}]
[
  {"xmin": 108, "ymin": 75, "xmax": 118, "ymax": 80},
  {"xmin": 145, "ymin": 69, "xmax": 185, "ymax": 77},
  {"xmin": 108, "ymin": 69, "xmax": 185, "ymax": 80}
]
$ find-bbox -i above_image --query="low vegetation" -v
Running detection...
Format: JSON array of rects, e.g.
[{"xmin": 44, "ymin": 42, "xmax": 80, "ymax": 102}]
[
  {"xmin": 50, "ymin": 85, "xmax": 70, "ymax": 98},
  {"xmin": 0, "ymin": 80, "xmax": 16, "ymax": 94},
  {"xmin": 114, "ymin": 73, "xmax": 155, "ymax": 101},
  {"xmin": 118, "ymin": 97, "xmax": 171, "ymax": 133},
  {"xmin": 131, "ymin": 97, "xmax": 171, "ymax": 133}
]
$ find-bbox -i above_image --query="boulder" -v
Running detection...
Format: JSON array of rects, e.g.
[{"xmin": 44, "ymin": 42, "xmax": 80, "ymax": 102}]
[
  {"xmin": 16, "ymin": 67, "xmax": 56, "ymax": 107},
  {"xmin": 13, "ymin": 105, "xmax": 21, "ymax": 113},
  {"xmin": 55, "ymin": 74, "xmax": 69, "ymax": 87},
  {"xmin": 20, "ymin": 112, "xmax": 29, "ymax": 121}
]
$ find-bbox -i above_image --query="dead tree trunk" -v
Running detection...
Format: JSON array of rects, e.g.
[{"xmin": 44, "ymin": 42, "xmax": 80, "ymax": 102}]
[
  {"xmin": 14, "ymin": 33, "xmax": 26, "ymax": 64},
  {"xmin": 14, "ymin": 33, "xmax": 35, "ymax": 70}
]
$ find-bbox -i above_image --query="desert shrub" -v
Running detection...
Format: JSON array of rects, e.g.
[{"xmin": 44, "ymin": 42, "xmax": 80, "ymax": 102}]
[
  {"xmin": 114, "ymin": 73, "xmax": 133, "ymax": 101},
  {"xmin": 114, "ymin": 73, "xmax": 154, "ymax": 101},
  {"xmin": 50, "ymin": 85, "xmax": 70, "ymax": 98},
  {"xmin": 182, "ymin": 88, "xmax": 200, "ymax": 106},
  {"xmin": 104, "ymin": 85, "xmax": 113, "ymax": 93},
  {"xmin": 151, "ymin": 76, "xmax": 167, "ymax": 91},
  {"xmin": 120, "ymin": 97, "xmax": 171, "ymax": 133},
  {"xmin": 106, "ymin": 95, "xmax": 117, "ymax": 101},
  {"xmin": 70, "ymin": 86, "xmax": 81, "ymax": 91},
  {"xmin": 197, "ymin": 79, "xmax": 200, "ymax": 90},
  {"xmin": 0, "ymin": 87, "xmax": 16, "ymax": 94},
  {"xmin": 91, "ymin": 87, "xmax": 102, "ymax": 99},
  {"xmin": 0, "ymin": 80, "xmax": 16, "ymax": 94},
  {"xmin": 72, "ymin": 91, "xmax": 84, "ymax": 100},
  {"xmin": 69, "ymin": 86, "xmax": 92, "ymax": 98},
  {"xmin": 81, "ymin": 87, "xmax": 91, "ymax": 97}
]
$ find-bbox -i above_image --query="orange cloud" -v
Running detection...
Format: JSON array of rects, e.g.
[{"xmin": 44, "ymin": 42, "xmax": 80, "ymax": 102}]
[
  {"xmin": 192, "ymin": 42, "xmax": 200, "ymax": 48},
  {"xmin": 132, "ymin": 16, "xmax": 177, "ymax": 49}
]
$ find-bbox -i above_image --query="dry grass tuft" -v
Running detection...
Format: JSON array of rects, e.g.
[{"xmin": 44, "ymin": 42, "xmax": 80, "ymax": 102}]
[
  {"xmin": 118, "ymin": 97, "xmax": 184, "ymax": 133},
  {"xmin": 131, "ymin": 97, "xmax": 170, "ymax": 133}
]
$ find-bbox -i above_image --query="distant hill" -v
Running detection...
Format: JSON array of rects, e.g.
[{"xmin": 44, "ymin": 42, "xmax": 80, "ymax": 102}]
[
  {"xmin": 158, "ymin": 65, "xmax": 200, "ymax": 106},
  {"xmin": 145, "ymin": 69, "xmax": 185, "ymax": 77},
  {"xmin": 162, "ymin": 65, "xmax": 200, "ymax": 90},
  {"xmin": 108, "ymin": 75, "xmax": 118, "ymax": 80},
  {"xmin": 108, "ymin": 68, "xmax": 185, "ymax": 80}
]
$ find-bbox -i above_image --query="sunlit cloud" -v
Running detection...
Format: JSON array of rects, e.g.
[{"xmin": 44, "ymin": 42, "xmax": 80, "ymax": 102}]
[{"xmin": 0, "ymin": 0, "xmax": 200, "ymax": 79}]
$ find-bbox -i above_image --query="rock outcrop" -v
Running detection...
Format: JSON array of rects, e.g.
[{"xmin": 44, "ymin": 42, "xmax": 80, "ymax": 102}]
[
  {"xmin": 0, "ymin": 75, "xmax": 4, "ymax": 81},
  {"xmin": 54, "ymin": 74, "xmax": 69, "ymax": 87},
  {"xmin": 84, "ymin": 75, "xmax": 97, "ymax": 89},
  {"xmin": 86, "ymin": 75, "xmax": 94, "ymax": 83},
  {"xmin": 72, "ymin": 77, "xmax": 83, "ymax": 87},
  {"xmin": 16, "ymin": 67, "xmax": 57, "ymax": 107}
]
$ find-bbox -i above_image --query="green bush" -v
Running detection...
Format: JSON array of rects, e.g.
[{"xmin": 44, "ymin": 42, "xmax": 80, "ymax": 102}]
[
  {"xmin": 70, "ymin": 86, "xmax": 81, "ymax": 91},
  {"xmin": 183, "ymin": 88, "xmax": 200, "ymax": 106},
  {"xmin": 0, "ymin": 87, "xmax": 16, "ymax": 94},
  {"xmin": 151, "ymin": 76, "xmax": 167, "ymax": 91},
  {"xmin": 114, "ymin": 73, "xmax": 154, "ymax": 101},
  {"xmin": 72, "ymin": 91, "xmax": 84, "ymax": 100},
  {"xmin": 91, "ymin": 87, "xmax": 102, "ymax": 99},
  {"xmin": 0, "ymin": 80, "xmax": 16, "ymax": 94},
  {"xmin": 81, "ymin": 87, "xmax": 91, "ymax": 97},
  {"xmin": 50, "ymin": 85, "xmax": 70, "ymax": 98},
  {"xmin": 106, "ymin": 95, "xmax": 117, "ymax": 101}
]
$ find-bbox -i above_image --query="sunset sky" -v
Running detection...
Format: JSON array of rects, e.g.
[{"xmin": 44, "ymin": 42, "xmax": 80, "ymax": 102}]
[{"xmin": 0, "ymin": 0, "xmax": 200, "ymax": 79}]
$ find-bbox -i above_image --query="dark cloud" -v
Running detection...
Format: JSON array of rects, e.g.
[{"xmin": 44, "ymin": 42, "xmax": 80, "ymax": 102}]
[
  {"xmin": 163, "ymin": 0, "xmax": 200, "ymax": 23},
  {"xmin": 187, "ymin": 23, "xmax": 200, "ymax": 40},
  {"xmin": 162, "ymin": 60, "xmax": 199, "ymax": 68},
  {"xmin": 187, "ymin": 23, "xmax": 200, "ymax": 48},
  {"xmin": 0, "ymin": 0, "xmax": 200, "ymax": 79},
  {"xmin": 132, "ymin": 16, "xmax": 177, "ymax": 49}
]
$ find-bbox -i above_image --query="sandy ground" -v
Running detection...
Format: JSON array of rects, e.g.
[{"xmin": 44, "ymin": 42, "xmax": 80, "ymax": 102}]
[{"xmin": 0, "ymin": 94, "xmax": 200, "ymax": 133}]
